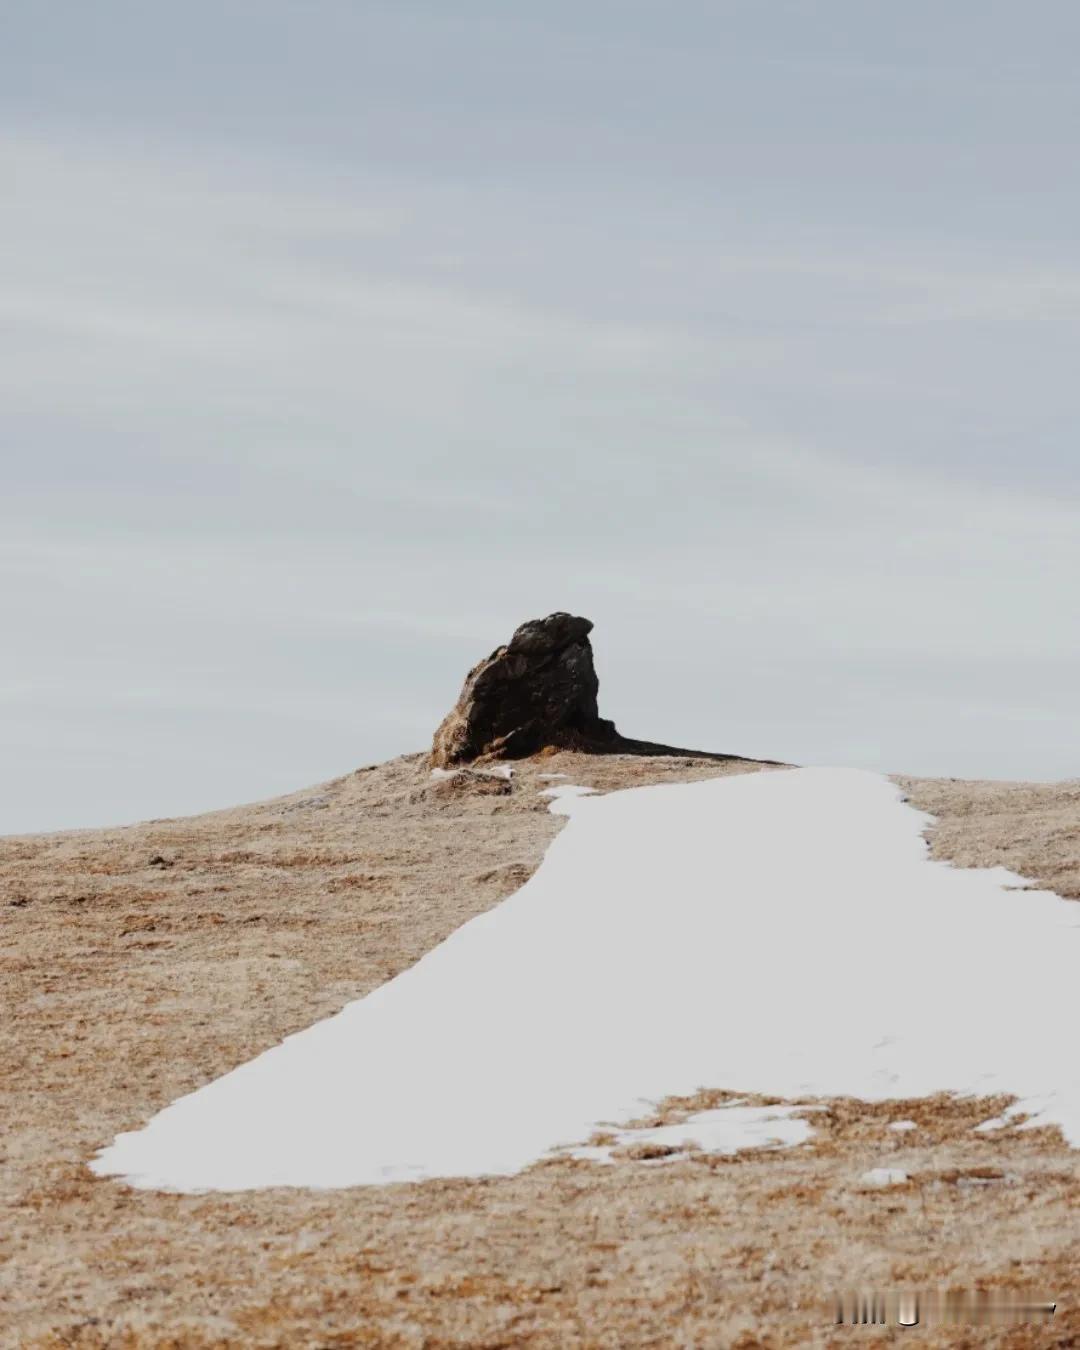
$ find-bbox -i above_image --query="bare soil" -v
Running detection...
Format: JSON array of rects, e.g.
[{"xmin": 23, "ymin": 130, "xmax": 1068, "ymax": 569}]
[{"xmin": 2, "ymin": 752, "xmax": 1078, "ymax": 1347}]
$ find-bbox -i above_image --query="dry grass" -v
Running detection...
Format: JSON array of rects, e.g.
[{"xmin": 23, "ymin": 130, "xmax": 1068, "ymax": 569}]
[
  {"xmin": 1, "ymin": 752, "xmax": 1078, "ymax": 1347},
  {"xmin": 897, "ymin": 773, "xmax": 1080, "ymax": 900}
]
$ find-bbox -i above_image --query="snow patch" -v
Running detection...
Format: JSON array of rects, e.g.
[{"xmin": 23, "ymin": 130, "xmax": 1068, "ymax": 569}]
[
  {"xmin": 860, "ymin": 1167, "xmax": 910, "ymax": 1187},
  {"xmin": 975, "ymin": 1102, "xmax": 1032, "ymax": 1133},
  {"xmin": 91, "ymin": 767, "xmax": 1080, "ymax": 1191},
  {"xmin": 564, "ymin": 1104, "xmax": 818, "ymax": 1165},
  {"xmin": 539, "ymin": 783, "xmax": 598, "ymax": 811}
]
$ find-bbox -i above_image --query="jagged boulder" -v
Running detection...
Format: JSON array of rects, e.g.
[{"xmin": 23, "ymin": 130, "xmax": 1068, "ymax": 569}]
[{"xmin": 431, "ymin": 612, "xmax": 620, "ymax": 767}]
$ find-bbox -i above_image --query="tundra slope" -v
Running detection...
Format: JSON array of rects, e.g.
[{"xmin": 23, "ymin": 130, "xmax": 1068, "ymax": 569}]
[
  {"xmin": 91, "ymin": 767, "xmax": 1080, "ymax": 1191},
  {"xmin": 2, "ymin": 750, "xmax": 1080, "ymax": 1347}
]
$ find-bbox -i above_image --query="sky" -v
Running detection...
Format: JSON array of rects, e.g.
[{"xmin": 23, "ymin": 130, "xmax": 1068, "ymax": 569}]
[{"xmin": 4, "ymin": 1, "xmax": 1080, "ymax": 832}]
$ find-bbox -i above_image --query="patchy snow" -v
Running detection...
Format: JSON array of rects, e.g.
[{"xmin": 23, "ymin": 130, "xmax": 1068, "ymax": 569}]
[
  {"xmin": 888, "ymin": 1120, "xmax": 918, "ymax": 1132},
  {"xmin": 91, "ymin": 767, "xmax": 1080, "ymax": 1192},
  {"xmin": 860, "ymin": 1167, "xmax": 910, "ymax": 1187},
  {"xmin": 975, "ymin": 1102, "xmax": 1033, "ymax": 1133},
  {"xmin": 539, "ymin": 784, "xmax": 598, "ymax": 809},
  {"xmin": 564, "ymin": 1104, "xmax": 819, "ymax": 1165},
  {"xmin": 537, "ymin": 773, "xmax": 568, "ymax": 780}
]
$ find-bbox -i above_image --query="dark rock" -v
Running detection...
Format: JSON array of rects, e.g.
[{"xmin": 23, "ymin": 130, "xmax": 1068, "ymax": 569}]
[
  {"xmin": 148, "ymin": 854, "xmax": 173, "ymax": 868},
  {"xmin": 431, "ymin": 612, "xmax": 620, "ymax": 767}
]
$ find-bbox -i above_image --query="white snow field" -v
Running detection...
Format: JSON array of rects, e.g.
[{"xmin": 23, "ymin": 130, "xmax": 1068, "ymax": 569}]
[{"xmin": 91, "ymin": 767, "xmax": 1080, "ymax": 1191}]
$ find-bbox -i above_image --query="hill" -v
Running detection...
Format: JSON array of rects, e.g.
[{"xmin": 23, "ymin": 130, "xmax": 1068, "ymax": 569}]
[{"xmin": 3, "ymin": 747, "xmax": 1080, "ymax": 1345}]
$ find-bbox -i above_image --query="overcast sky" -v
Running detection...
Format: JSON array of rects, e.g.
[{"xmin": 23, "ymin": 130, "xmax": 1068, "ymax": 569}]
[{"xmin": 4, "ymin": 1, "xmax": 1080, "ymax": 833}]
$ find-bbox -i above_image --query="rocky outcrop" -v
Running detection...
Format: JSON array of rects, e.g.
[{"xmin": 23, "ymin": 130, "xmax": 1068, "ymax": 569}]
[{"xmin": 430, "ymin": 613, "xmax": 620, "ymax": 768}]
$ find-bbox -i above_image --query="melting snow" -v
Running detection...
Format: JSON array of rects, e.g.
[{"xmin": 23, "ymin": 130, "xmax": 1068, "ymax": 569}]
[
  {"xmin": 974, "ymin": 1102, "xmax": 1033, "ymax": 1133},
  {"xmin": 564, "ymin": 1104, "xmax": 818, "ymax": 1165},
  {"xmin": 860, "ymin": 1167, "xmax": 910, "ymax": 1187},
  {"xmin": 91, "ymin": 767, "xmax": 1080, "ymax": 1191},
  {"xmin": 540, "ymin": 784, "xmax": 598, "ymax": 806}
]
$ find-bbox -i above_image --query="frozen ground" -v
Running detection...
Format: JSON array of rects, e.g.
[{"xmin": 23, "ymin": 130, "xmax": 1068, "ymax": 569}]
[{"xmin": 91, "ymin": 766, "xmax": 1080, "ymax": 1191}]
